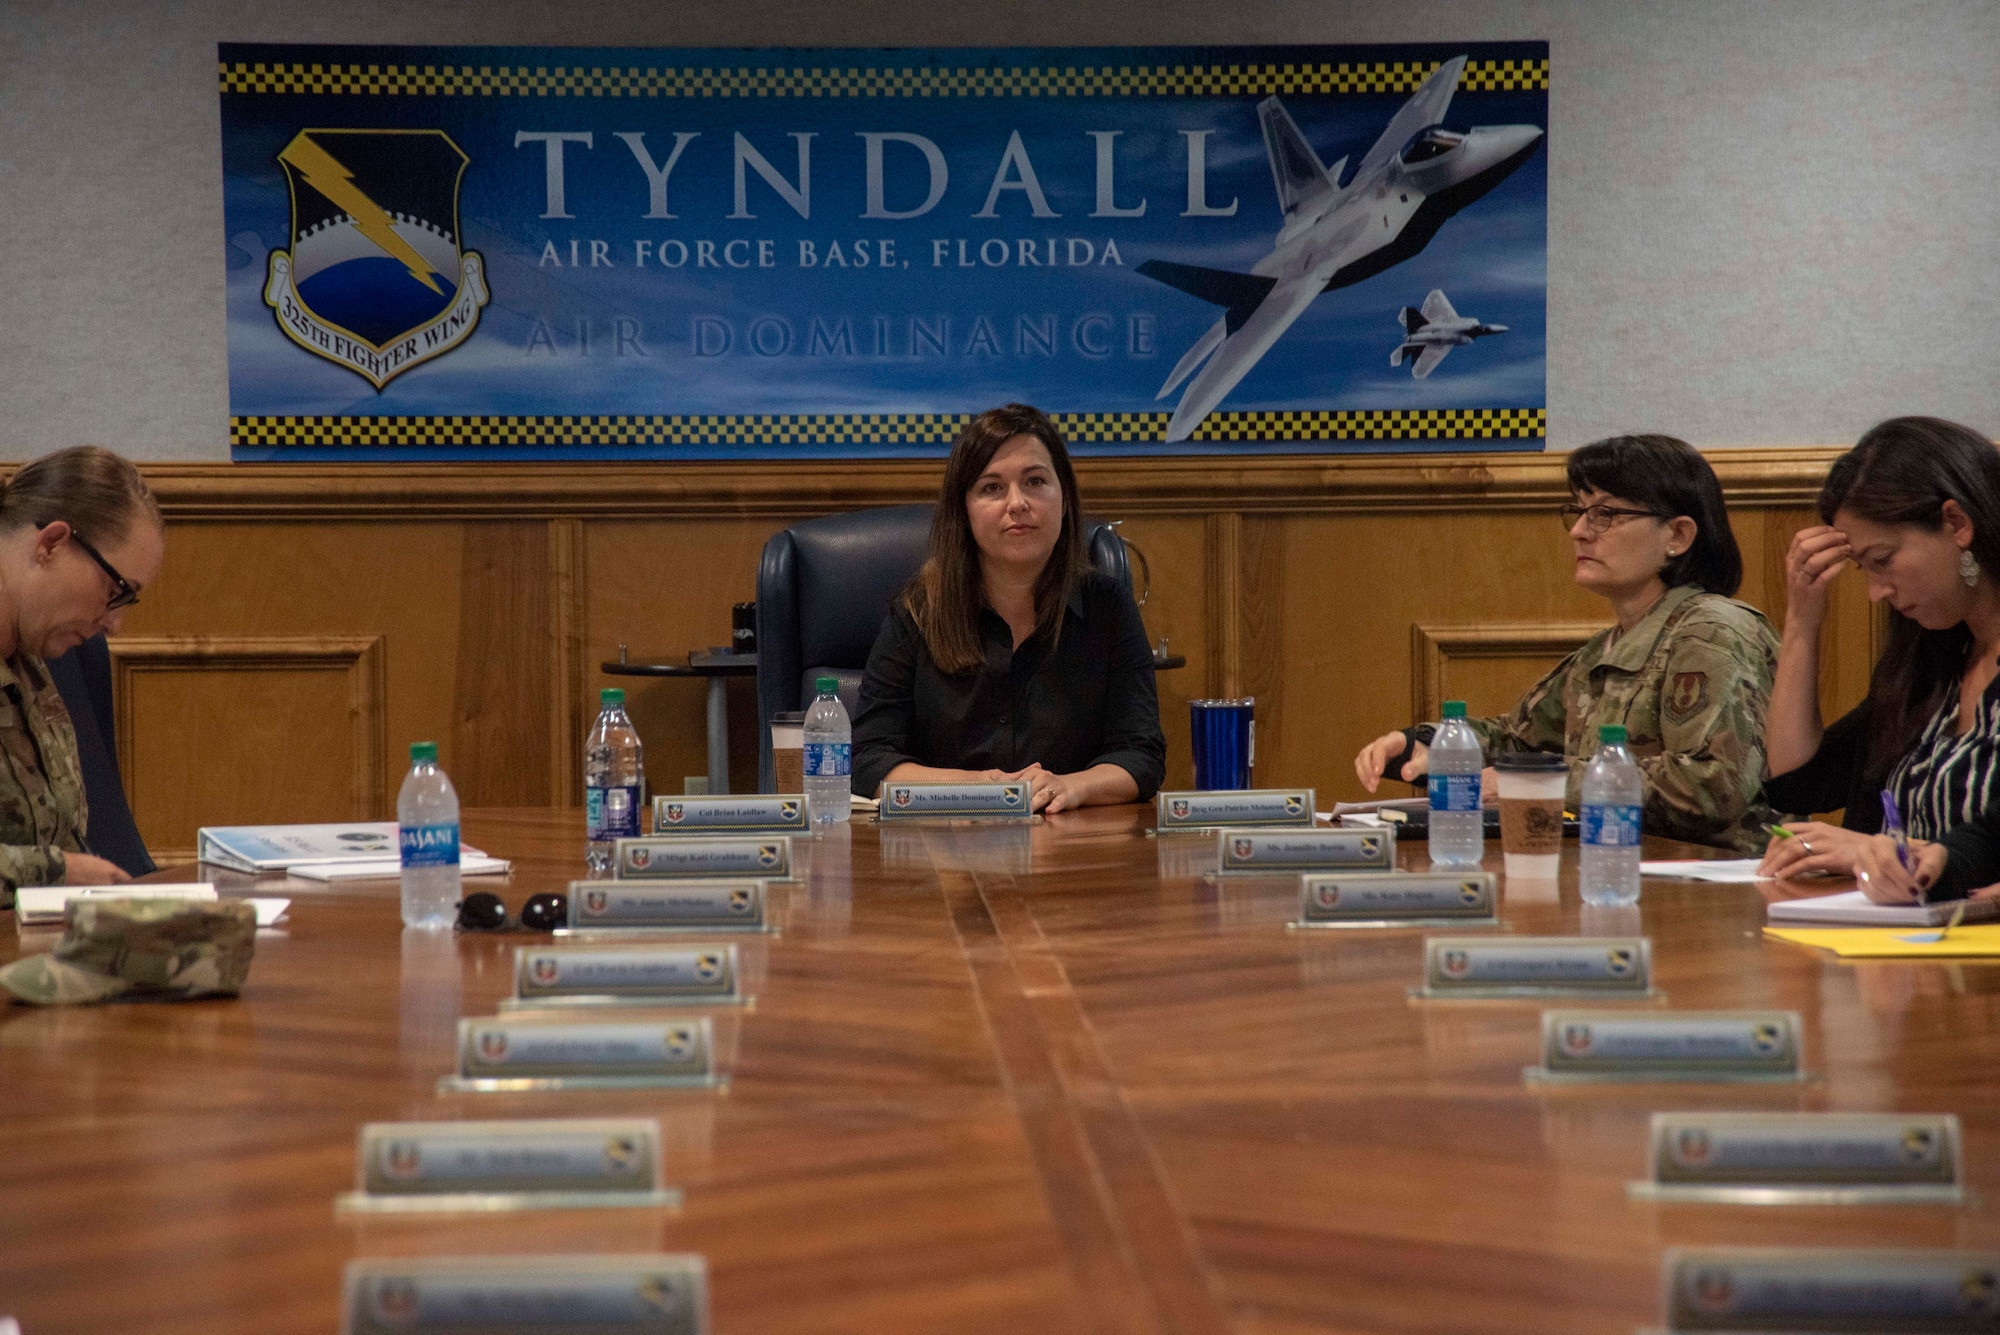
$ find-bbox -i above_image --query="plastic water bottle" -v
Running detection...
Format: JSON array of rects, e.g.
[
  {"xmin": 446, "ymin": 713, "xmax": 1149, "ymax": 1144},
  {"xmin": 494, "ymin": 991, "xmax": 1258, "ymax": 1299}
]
[
  {"xmin": 1580, "ymin": 723, "xmax": 1644, "ymax": 906},
  {"xmin": 585, "ymin": 687, "xmax": 645, "ymax": 873},
  {"xmin": 1427, "ymin": 700, "xmax": 1485, "ymax": 868},
  {"xmin": 398, "ymin": 741, "xmax": 460, "ymax": 929},
  {"xmin": 803, "ymin": 676, "xmax": 852, "ymax": 827}
]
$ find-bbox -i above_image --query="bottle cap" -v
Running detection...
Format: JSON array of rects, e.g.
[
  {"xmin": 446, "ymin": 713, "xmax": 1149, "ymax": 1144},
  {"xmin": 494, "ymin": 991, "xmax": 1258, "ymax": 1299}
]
[
  {"xmin": 1599, "ymin": 724, "xmax": 1628, "ymax": 745},
  {"xmin": 1441, "ymin": 700, "xmax": 1467, "ymax": 719},
  {"xmin": 410, "ymin": 741, "xmax": 438, "ymax": 764},
  {"xmin": 815, "ymin": 675, "xmax": 839, "ymax": 695},
  {"xmin": 601, "ymin": 687, "xmax": 625, "ymax": 708}
]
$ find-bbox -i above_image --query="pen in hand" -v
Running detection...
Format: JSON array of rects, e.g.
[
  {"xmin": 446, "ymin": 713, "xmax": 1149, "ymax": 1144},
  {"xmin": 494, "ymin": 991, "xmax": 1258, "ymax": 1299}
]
[{"xmin": 1879, "ymin": 788, "xmax": 1922, "ymax": 903}]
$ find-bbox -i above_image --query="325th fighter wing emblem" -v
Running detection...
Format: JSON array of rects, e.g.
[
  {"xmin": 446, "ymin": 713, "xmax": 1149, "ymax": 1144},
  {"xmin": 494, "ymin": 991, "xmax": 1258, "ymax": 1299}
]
[{"xmin": 264, "ymin": 129, "xmax": 488, "ymax": 388}]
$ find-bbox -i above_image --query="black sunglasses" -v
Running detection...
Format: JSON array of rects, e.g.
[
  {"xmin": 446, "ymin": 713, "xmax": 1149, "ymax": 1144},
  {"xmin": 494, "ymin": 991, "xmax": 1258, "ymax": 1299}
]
[
  {"xmin": 68, "ymin": 530, "xmax": 141, "ymax": 611},
  {"xmin": 457, "ymin": 890, "xmax": 569, "ymax": 933}
]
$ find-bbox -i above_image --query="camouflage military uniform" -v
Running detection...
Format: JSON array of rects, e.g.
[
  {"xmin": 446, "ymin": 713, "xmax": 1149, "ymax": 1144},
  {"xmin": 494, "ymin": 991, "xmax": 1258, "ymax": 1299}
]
[
  {"xmin": 1456, "ymin": 585, "xmax": 1779, "ymax": 854},
  {"xmin": 0, "ymin": 652, "xmax": 88, "ymax": 904},
  {"xmin": 0, "ymin": 899, "xmax": 256, "ymax": 1005}
]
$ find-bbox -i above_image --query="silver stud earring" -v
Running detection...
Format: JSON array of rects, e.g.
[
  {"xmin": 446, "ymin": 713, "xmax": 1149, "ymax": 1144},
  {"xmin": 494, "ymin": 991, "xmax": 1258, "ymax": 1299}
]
[{"xmin": 1962, "ymin": 549, "xmax": 1981, "ymax": 588}]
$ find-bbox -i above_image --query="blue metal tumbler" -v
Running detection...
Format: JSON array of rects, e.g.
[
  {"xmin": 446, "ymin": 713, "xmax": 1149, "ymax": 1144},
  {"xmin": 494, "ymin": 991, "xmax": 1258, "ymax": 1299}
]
[{"xmin": 1190, "ymin": 698, "xmax": 1255, "ymax": 790}]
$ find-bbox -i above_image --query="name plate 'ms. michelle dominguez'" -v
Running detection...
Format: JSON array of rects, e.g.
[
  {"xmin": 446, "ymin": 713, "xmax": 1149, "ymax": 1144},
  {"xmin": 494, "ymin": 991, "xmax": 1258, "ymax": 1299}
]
[
  {"xmin": 1414, "ymin": 936, "xmax": 1655, "ymax": 999},
  {"xmin": 342, "ymin": 1254, "xmax": 707, "ymax": 1335},
  {"xmin": 1294, "ymin": 872, "xmax": 1497, "ymax": 928},
  {"xmin": 1155, "ymin": 789, "xmax": 1315, "ymax": 832},
  {"xmin": 1632, "ymin": 1112, "xmax": 1964, "ymax": 1205},
  {"xmin": 337, "ymin": 1118, "xmax": 678, "ymax": 1213},
  {"xmin": 875, "ymin": 781, "xmax": 1033, "ymax": 821},
  {"xmin": 1526, "ymin": 1010, "xmax": 1803, "ymax": 1084},
  {"xmin": 442, "ymin": 1017, "xmax": 717, "ymax": 1092}
]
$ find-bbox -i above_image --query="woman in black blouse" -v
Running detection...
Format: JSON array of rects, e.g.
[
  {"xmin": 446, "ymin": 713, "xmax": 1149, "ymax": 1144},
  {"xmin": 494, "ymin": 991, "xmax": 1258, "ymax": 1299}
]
[
  {"xmin": 1760, "ymin": 417, "xmax": 2000, "ymax": 881},
  {"xmin": 851, "ymin": 404, "xmax": 1166, "ymax": 813}
]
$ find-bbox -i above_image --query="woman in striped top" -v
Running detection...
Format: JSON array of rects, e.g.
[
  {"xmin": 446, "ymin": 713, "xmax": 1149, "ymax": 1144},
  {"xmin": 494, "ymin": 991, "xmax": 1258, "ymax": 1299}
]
[{"xmin": 1760, "ymin": 417, "xmax": 2000, "ymax": 881}]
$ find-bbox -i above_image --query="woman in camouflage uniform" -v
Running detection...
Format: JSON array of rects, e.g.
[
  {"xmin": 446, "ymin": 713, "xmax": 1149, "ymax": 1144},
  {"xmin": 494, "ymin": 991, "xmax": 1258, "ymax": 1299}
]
[
  {"xmin": 1355, "ymin": 435, "xmax": 1779, "ymax": 854},
  {"xmin": 0, "ymin": 446, "xmax": 164, "ymax": 898}
]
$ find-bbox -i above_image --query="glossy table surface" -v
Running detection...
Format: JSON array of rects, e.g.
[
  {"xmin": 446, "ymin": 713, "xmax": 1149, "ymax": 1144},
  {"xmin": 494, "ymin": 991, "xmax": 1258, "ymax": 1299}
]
[{"xmin": 4, "ymin": 806, "xmax": 2000, "ymax": 1333}]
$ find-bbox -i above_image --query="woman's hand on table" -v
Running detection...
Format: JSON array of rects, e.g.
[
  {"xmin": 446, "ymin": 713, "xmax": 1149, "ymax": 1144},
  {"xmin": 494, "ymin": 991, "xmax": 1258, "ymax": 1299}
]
[
  {"xmin": 1355, "ymin": 731, "xmax": 1426, "ymax": 792},
  {"xmin": 1756, "ymin": 821, "xmax": 1873, "ymax": 881},
  {"xmin": 62, "ymin": 852, "xmax": 131, "ymax": 885}
]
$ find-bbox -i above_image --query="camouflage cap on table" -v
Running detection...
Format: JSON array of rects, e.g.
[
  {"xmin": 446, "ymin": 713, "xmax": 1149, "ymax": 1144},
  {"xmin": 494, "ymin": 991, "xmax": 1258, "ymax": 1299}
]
[{"xmin": 0, "ymin": 898, "xmax": 257, "ymax": 1005}]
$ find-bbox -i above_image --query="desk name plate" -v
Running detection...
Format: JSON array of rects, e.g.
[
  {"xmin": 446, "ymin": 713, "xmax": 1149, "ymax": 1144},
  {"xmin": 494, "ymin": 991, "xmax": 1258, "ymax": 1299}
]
[
  {"xmin": 1157, "ymin": 789, "xmax": 1315, "ymax": 831},
  {"xmin": 342, "ymin": 1254, "xmax": 706, "ymax": 1335},
  {"xmin": 1295, "ymin": 872, "xmax": 1497, "ymax": 928},
  {"xmin": 506, "ymin": 945, "xmax": 740, "ymax": 1009},
  {"xmin": 442, "ymin": 1018, "xmax": 716, "ymax": 1092},
  {"xmin": 564, "ymin": 880, "xmax": 768, "ymax": 934},
  {"xmin": 1216, "ymin": 827, "xmax": 1393, "ymax": 874},
  {"xmin": 615, "ymin": 836, "xmax": 790, "ymax": 880},
  {"xmin": 337, "ymin": 1118, "xmax": 677, "ymax": 1213},
  {"xmin": 876, "ymin": 781, "xmax": 1031, "ymax": 820},
  {"xmin": 650, "ymin": 794, "xmax": 807, "ymax": 834},
  {"xmin": 1528, "ymin": 1010, "xmax": 1803, "ymax": 1084},
  {"xmin": 1632, "ymin": 1113, "xmax": 1964, "ymax": 1205},
  {"xmin": 1660, "ymin": 1247, "xmax": 1999, "ymax": 1332},
  {"xmin": 1415, "ymin": 936, "xmax": 1654, "ymax": 999}
]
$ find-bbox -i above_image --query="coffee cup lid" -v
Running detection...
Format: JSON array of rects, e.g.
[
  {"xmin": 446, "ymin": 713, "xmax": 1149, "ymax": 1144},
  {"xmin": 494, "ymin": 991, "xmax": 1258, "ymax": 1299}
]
[
  {"xmin": 1493, "ymin": 751, "xmax": 1567, "ymax": 771},
  {"xmin": 772, "ymin": 712, "xmax": 805, "ymax": 725}
]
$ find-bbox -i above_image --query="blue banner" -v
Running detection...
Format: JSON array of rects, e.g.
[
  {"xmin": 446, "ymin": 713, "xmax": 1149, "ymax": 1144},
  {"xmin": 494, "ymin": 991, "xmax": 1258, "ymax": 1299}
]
[{"xmin": 220, "ymin": 42, "xmax": 1547, "ymax": 459}]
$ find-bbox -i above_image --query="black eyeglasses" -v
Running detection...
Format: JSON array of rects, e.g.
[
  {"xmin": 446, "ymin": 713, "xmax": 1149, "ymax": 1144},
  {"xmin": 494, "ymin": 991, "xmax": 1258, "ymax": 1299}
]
[
  {"xmin": 1558, "ymin": 503, "xmax": 1666, "ymax": 535},
  {"xmin": 68, "ymin": 531, "xmax": 140, "ymax": 611},
  {"xmin": 457, "ymin": 890, "xmax": 569, "ymax": 932}
]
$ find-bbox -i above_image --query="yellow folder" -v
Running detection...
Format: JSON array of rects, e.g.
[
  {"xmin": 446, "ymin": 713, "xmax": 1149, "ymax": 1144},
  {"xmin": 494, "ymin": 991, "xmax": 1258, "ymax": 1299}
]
[{"xmin": 1763, "ymin": 923, "xmax": 2000, "ymax": 959}]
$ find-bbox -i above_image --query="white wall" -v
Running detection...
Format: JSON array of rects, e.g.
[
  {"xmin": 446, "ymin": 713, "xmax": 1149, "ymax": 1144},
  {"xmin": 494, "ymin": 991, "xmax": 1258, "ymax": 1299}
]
[{"xmin": 1, "ymin": 0, "xmax": 1995, "ymax": 460}]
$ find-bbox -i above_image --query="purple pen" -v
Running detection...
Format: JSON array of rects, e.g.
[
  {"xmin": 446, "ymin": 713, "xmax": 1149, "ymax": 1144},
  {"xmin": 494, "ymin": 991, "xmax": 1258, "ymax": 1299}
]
[{"xmin": 1880, "ymin": 788, "xmax": 1920, "ymax": 897}]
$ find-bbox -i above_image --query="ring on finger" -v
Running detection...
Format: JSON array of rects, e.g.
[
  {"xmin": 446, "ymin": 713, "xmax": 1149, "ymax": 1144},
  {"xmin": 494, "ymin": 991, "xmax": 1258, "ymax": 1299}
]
[{"xmin": 1799, "ymin": 838, "xmax": 1814, "ymax": 855}]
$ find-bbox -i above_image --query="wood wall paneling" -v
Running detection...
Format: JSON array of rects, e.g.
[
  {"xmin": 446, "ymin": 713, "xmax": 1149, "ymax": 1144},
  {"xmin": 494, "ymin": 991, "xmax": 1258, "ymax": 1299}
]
[
  {"xmin": 87, "ymin": 450, "xmax": 1867, "ymax": 851},
  {"xmin": 108, "ymin": 635, "xmax": 385, "ymax": 859}
]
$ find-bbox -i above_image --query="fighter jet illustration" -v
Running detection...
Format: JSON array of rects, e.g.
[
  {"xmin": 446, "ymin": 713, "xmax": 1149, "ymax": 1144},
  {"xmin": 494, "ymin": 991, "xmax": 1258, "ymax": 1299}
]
[
  {"xmin": 1138, "ymin": 55, "xmax": 1543, "ymax": 441},
  {"xmin": 1390, "ymin": 289, "xmax": 1506, "ymax": 379}
]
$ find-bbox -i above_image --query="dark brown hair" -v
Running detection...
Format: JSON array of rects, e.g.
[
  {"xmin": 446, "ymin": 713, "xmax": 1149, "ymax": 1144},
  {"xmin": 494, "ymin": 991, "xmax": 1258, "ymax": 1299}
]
[
  {"xmin": 905, "ymin": 404, "xmax": 1086, "ymax": 674},
  {"xmin": 1819, "ymin": 416, "xmax": 2000, "ymax": 778},
  {"xmin": 0, "ymin": 446, "xmax": 161, "ymax": 543},
  {"xmin": 1566, "ymin": 433, "xmax": 1743, "ymax": 596}
]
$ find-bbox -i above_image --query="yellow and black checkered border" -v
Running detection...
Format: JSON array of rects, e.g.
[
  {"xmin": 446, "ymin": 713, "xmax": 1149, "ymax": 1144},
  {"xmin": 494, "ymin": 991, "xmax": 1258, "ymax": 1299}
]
[
  {"xmin": 230, "ymin": 408, "xmax": 1545, "ymax": 448},
  {"xmin": 220, "ymin": 58, "xmax": 1545, "ymax": 98}
]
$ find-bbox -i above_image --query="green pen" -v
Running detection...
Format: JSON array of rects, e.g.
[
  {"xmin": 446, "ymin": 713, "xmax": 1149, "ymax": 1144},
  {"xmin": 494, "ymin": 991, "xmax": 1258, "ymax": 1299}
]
[{"xmin": 1767, "ymin": 823, "xmax": 1795, "ymax": 840}]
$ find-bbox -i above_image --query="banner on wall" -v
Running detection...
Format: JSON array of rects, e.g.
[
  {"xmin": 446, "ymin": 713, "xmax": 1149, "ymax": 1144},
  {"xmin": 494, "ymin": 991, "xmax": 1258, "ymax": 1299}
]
[{"xmin": 219, "ymin": 42, "xmax": 1547, "ymax": 460}]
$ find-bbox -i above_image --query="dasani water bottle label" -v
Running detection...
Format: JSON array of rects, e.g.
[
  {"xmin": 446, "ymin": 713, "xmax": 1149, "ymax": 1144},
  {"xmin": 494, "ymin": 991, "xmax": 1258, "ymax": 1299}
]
[
  {"xmin": 1581, "ymin": 804, "xmax": 1642, "ymax": 848},
  {"xmin": 804, "ymin": 741, "xmax": 851, "ymax": 778},
  {"xmin": 1428, "ymin": 774, "xmax": 1482, "ymax": 813},
  {"xmin": 401, "ymin": 822, "xmax": 460, "ymax": 868}
]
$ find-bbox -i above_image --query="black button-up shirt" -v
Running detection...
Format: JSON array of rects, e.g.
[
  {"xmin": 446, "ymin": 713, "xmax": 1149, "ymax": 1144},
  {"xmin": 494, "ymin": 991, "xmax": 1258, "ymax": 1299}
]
[{"xmin": 852, "ymin": 571, "xmax": 1167, "ymax": 801}]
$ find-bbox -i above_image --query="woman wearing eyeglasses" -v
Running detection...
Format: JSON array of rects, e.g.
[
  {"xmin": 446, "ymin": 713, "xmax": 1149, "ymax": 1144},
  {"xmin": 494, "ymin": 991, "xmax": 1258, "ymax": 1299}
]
[
  {"xmin": 1353, "ymin": 434, "xmax": 1779, "ymax": 853},
  {"xmin": 0, "ymin": 446, "xmax": 163, "ymax": 899}
]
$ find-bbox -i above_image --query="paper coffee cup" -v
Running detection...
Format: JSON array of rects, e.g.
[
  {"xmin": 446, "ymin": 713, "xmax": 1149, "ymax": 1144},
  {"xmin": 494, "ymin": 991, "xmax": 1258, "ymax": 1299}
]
[
  {"xmin": 1495, "ymin": 752, "xmax": 1567, "ymax": 880},
  {"xmin": 771, "ymin": 712, "xmax": 805, "ymax": 794}
]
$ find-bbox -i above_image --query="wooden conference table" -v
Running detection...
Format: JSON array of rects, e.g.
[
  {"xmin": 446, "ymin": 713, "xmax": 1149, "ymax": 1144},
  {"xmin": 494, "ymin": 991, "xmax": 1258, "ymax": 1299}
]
[{"xmin": 4, "ymin": 807, "xmax": 2000, "ymax": 1334}]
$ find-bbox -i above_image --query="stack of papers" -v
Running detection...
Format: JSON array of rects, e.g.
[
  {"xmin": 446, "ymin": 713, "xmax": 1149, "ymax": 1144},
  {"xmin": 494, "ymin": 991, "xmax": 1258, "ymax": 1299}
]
[
  {"xmin": 15, "ymin": 884, "xmax": 290, "ymax": 927},
  {"xmin": 197, "ymin": 822, "xmax": 508, "ymax": 880},
  {"xmin": 1640, "ymin": 859, "xmax": 1768, "ymax": 883},
  {"xmin": 1766, "ymin": 889, "xmax": 2000, "ymax": 927}
]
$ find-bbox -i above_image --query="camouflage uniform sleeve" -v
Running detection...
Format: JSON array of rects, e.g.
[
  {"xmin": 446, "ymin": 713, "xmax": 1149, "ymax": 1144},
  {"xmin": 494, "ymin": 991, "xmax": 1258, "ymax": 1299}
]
[
  {"xmin": 1465, "ymin": 653, "xmax": 1576, "ymax": 757},
  {"xmin": 0, "ymin": 843, "xmax": 66, "ymax": 901},
  {"xmin": 1633, "ymin": 620, "xmax": 1775, "ymax": 840}
]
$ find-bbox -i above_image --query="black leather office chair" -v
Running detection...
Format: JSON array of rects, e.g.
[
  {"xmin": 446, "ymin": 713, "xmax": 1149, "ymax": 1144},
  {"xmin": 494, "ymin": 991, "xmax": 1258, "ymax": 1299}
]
[
  {"xmin": 754, "ymin": 505, "xmax": 1131, "ymax": 791},
  {"xmin": 46, "ymin": 633, "xmax": 155, "ymax": 877}
]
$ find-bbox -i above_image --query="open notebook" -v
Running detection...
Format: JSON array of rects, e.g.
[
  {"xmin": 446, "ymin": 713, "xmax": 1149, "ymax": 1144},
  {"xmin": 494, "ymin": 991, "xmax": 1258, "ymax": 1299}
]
[{"xmin": 1766, "ymin": 889, "xmax": 2000, "ymax": 928}]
